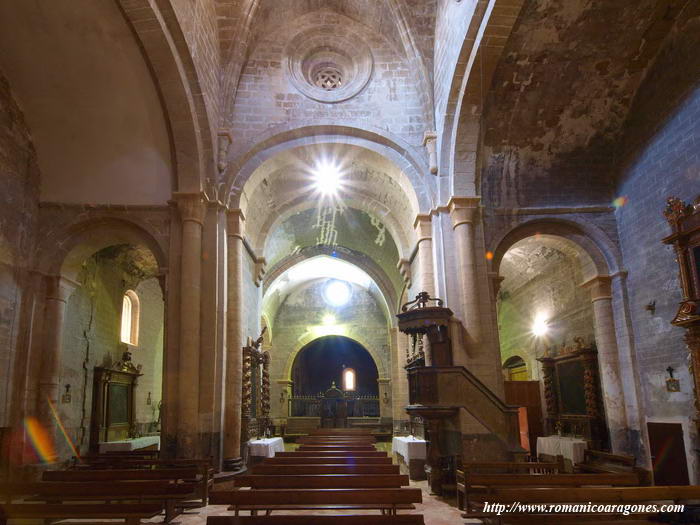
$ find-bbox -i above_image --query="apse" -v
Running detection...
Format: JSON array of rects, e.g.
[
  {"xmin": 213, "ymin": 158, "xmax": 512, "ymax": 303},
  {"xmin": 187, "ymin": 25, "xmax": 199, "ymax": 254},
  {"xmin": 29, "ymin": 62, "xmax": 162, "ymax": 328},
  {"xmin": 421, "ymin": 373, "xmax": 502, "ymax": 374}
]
[{"xmin": 291, "ymin": 335, "xmax": 379, "ymax": 396}]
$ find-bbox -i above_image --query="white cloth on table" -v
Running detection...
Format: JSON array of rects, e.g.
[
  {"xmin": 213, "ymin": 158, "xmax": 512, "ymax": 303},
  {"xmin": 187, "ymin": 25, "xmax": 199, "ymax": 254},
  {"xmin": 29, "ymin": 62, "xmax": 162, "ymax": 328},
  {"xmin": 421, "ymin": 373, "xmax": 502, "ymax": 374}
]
[
  {"xmin": 392, "ymin": 436, "xmax": 427, "ymax": 461},
  {"xmin": 98, "ymin": 435, "xmax": 160, "ymax": 453},
  {"xmin": 248, "ymin": 437, "xmax": 285, "ymax": 458},
  {"xmin": 536, "ymin": 435, "xmax": 588, "ymax": 464}
]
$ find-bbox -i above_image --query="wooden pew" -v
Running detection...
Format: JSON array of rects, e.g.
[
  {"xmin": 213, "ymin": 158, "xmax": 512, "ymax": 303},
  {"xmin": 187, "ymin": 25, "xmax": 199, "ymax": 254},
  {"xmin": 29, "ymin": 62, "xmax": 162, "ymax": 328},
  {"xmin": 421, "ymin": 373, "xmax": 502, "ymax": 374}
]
[
  {"xmin": 208, "ymin": 515, "xmax": 425, "ymax": 525},
  {"xmin": 252, "ymin": 464, "xmax": 400, "ymax": 475},
  {"xmin": 0, "ymin": 502, "xmax": 163, "ymax": 525},
  {"xmin": 0, "ymin": 481, "xmax": 194, "ymax": 523},
  {"xmin": 43, "ymin": 467, "xmax": 209, "ymax": 506},
  {"xmin": 298, "ymin": 436, "xmax": 376, "ymax": 443},
  {"xmin": 310, "ymin": 429, "xmax": 372, "ymax": 435},
  {"xmin": 461, "ymin": 472, "xmax": 641, "ymax": 513},
  {"xmin": 298, "ymin": 445, "xmax": 376, "ymax": 451},
  {"xmin": 208, "ymin": 515, "xmax": 425, "ymax": 524},
  {"xmin": 233, "ymin": 474, "xmax": 410, "ymax": 489},
  {"xmin": 276, "ymin": 451, "xmax": 387, "ymax": 457},
  {"xmin": 456, "ymin": 459, "xmax": 565, "ymax": 509},
  {"xmin": 577, "ymin": 449, "xmax": 652, "ymax": 485},
  {"xmin": 478, "ymin": 485, "xmax": 700, "ymax": 524},
  {"xmin": 263, "ymin": 456, "xmax": 392, "ymax": 465},
  {"xmin": 210, "ymin": 487, "xmax": 422, "ymax": 516}
]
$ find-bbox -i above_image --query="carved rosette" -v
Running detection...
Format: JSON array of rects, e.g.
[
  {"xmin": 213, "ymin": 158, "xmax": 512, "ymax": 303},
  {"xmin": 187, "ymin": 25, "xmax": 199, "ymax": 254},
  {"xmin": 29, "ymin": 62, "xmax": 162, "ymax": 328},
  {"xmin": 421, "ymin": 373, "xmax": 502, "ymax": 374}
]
[
  {"xmin": 540, "ymin": 359, "xmax": 557, "ymax": 418},
  {"xmin": 582, "ymin": 356, "xmax": 600, "ymax": 418},
  {"xmin": 261, "ymin": 352, "xmax": 271, "ymax": 419},
  {"xmin": 242, "ymin": 347, "xmax": 253, "ymax": 420}
]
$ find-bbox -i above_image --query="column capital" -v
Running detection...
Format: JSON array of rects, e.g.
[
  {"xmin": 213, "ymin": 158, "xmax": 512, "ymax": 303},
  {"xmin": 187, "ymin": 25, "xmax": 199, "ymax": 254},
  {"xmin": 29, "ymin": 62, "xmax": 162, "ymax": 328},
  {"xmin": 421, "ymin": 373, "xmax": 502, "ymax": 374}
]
[
  {"xmin": 397, "ymin": 258, "xmax": 412, "ymax": 288},
  {"xmin": 581, "ymin": 275, "xmax": 613, "ymax": 301},
  {"xmin": 254, "ymin": 257, "xmax": 267, "ymax": 287},
  {"xmin": 173, "ymin": 192, "xmax": 207, "ymax": 225},
  {"xmin": 448, "ymin": 196, "xmax": 481, "ymax": 228},
  {"xmin": 226, "ymin": 208, "xmax": 246, "ymax": 239},
  {"xmin": 413, "ymin": 214, "xmax": 432, "ymax": 240},
  {"xmin": 377, "ymin": 377, "xmax": 392, "ymax": 384},
  {"xmin": 45, "ymin": 275, "xmax": 79, "ymax": 303}
]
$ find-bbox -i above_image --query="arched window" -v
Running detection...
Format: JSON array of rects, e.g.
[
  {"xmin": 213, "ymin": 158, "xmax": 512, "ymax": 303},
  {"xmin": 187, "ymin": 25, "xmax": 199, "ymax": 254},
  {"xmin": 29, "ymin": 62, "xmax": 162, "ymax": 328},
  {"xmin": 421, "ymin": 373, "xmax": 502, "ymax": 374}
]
[
  {"xmin": 343, "ymin": 368, "xmax": 356, "ymax": 391},
  {"xmin": 503, "ymin": 355, "xmax": 528, "ymax": 381},
  {"xmin": 120, "ymin": 290, "xmax": 140, "ymax": 346}
]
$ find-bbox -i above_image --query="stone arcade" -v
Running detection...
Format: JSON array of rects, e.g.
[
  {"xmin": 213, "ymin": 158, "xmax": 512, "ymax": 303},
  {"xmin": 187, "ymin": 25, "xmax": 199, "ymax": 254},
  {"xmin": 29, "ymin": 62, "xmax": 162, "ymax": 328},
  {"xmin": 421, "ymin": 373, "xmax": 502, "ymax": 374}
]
[{"xmin": 0, "ymin": 1, "xmax": 700, "ymax": 524}]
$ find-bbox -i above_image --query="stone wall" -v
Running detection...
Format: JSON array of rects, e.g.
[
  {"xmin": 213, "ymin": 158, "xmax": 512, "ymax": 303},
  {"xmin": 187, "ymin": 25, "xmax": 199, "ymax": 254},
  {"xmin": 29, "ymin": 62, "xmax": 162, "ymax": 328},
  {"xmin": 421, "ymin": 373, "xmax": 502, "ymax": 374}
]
[
  {"xmin": 613, "ymin": 7, "xmax": 700, "ymax": 478},
  {"xmin": 0, "ymin": 70, "xmax": 39, "ymax": 427},
  {"xmin": 58, "ymin": 253, "xmax": 163, "ymax": 460}
]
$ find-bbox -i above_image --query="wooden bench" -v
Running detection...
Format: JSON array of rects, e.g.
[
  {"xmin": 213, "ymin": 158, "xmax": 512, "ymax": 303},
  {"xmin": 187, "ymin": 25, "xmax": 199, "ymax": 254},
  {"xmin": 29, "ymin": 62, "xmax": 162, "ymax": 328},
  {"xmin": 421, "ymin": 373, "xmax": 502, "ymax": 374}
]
[
  {"xmin": 310, "ymin": 429, "xmax": 372, "ymax": 434},
  {"xmin": 475, "ymin": 485, "xmax": 700, "ymax": 524},
  {"xmin": 456, "ymin": 460, "xmax": 565, "ymax": 509},
  {"xmin": 233, "ymin": 474, "xmax": 410, "ymax": 489},
  {"xmin": 263, "ymin": 456, "xmax": 392, "ymax": 465},
  {"xmin": 299, "ymin": 437, "xmax": 376, "ymax": 443},
  {"xmin": 0, "ymin": 480, "xmax": 194, "ymax": 523},
  {"xmin": 276, "ymin": 451, "xmax": 387, "ymax": 457},
  {"xmin": 0, "ymin": 502, "xmax": 163, "ymax": 525},
  {"xmin": 298, "ymin": 445, "xmax": 376, "ymax": 451},
  {"xmin": 577, "ymin": 450, "xmax": 652, "ymax": 485},
  {"xmin": 43, "ymin": 467, "xmax": 209, "ymax": 505},
  {"xmin": 210, "ymin": 488, "xmax": 422, "ymax": 516},
  {"xmin": 208, "ymin": 515, "xmax": 425, "ymax": 525},
  {"xmin": 208, "ymin": 515, "xmax": 424, "ymax": 524},
  {"xmin": 461, "ymin": 472, "xmax": 641, "ymax": 513},
  {"xmin": 252, "ymin": 464, "xmax": 401, "ymax": 475}
]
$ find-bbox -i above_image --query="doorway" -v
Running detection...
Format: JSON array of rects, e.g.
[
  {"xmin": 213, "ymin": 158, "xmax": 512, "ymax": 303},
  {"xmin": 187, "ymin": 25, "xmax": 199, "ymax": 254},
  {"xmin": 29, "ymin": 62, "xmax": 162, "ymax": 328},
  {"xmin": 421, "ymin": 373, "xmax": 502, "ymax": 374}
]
[{"xmin": 647, "ymin": 422, "xmax": 690, "ymax": 485}]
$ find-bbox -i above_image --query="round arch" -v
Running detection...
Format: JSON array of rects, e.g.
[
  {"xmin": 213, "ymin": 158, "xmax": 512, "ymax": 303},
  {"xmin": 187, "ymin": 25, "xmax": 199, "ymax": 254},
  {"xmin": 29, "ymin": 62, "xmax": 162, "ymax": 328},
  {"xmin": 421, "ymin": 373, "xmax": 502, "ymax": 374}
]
[
  {"xmin": 490, "ymin": 218, "xmax": 623, "ymax": 279},
  {"xmin": 35, "ymin": 216, "xmax": 168, "ymax": 282},
  {"xmin": 223, "ymin": 123, "xmax": 435, "ymax": 213},
  {"xmin": 282, "ymin": 332, "xmax": 388, "ymax": 382}
]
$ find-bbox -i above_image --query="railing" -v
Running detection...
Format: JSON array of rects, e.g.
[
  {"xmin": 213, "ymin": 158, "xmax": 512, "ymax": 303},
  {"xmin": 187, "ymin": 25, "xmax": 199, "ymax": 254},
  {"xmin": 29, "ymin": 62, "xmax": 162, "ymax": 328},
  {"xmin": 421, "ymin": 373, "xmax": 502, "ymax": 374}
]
[{"xmin": 288, "ymin": 395, "xmax": 380, "ymax": 417}]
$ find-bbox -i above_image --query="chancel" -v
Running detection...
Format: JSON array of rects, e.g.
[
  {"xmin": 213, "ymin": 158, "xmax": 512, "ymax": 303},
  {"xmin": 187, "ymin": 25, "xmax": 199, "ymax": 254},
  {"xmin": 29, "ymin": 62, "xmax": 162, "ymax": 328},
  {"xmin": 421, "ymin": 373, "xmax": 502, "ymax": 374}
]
[{"xmin": 1, "ymin": 1, "xmax": 700, "ymax": 524}]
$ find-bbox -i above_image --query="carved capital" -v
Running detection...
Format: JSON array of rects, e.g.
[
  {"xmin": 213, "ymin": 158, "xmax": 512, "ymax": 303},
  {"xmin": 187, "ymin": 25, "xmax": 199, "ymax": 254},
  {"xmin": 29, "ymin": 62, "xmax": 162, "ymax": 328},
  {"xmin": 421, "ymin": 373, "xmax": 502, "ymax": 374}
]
[
  {"xmin": 423, "ymin": 130, "xmax": 438, "ymax": 175},
  {"xmin": 448, "ymin": 196, "xmax": 481, "ymax": 228},
  {"xmin": 217, "ymin": 130, "xmax": 233, "ymax": 174},
  {"xmin": 173, "ymin": 192, "xmax": 206, "ymax": 225},
  {"xmin": 581, "ymin": 275, "xmax": 612, "ymax": 302},
  {"xmin": 255, "ymin": 257, "xmax": 267, "ymax": 287},
  {"xmin": 45, "ymin": 275, "xmax": 79, "ymax": 303},
  {"xmin": 397, "ymin": 258, "xmax": 412, "ymax": 288},
  {"xmin": 413, "ymin": 214, "xmax": 432, "ymax": 240},
  {"xmin": 226, "ymin": 209, "xmax": 246, "ymax": 239}
]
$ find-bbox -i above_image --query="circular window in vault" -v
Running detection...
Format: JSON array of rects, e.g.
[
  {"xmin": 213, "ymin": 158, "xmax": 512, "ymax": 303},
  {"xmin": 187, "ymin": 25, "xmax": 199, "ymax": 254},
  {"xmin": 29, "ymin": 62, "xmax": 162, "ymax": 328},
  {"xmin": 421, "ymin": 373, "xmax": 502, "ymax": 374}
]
[{"xmin": 286, "ymin": 28, "xmax": 373, "ymax": 103}]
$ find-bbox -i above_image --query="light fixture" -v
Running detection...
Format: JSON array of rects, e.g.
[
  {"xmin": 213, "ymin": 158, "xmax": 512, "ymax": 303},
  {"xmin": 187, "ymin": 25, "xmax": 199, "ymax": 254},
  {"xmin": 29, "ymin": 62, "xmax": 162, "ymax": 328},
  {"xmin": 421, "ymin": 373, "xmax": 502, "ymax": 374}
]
[
  {"xmin": 313, "ymin": 161, "xmax": 342, "ymax": 195},
  {"xmin": 324, "ymin": 280, "xmax": 351, "ymax": 307},
  {"xmin": 322, "ymin": 314, "xmax": 336, "ymax": 326},
  {"xmin": 532, "ymin": 313, "xmax": 549, "ymax": 337}
]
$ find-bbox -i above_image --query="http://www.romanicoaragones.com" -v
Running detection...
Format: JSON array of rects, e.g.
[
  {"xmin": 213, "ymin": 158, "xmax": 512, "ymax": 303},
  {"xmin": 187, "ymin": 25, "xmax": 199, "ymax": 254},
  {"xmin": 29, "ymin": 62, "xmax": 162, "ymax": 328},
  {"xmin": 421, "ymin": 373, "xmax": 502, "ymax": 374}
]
[{"xmin": 482, "ymin": 501, "xmax": 684, "ymax": 516}]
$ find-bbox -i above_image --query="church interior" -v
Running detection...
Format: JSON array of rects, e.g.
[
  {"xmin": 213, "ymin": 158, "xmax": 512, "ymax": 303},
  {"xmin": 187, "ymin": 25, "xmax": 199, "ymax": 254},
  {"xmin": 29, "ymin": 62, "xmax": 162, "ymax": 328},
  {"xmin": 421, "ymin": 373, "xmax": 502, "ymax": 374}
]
[{"xmin": 1, "ymin": 1, "xmax": 700, "ymax": 523}]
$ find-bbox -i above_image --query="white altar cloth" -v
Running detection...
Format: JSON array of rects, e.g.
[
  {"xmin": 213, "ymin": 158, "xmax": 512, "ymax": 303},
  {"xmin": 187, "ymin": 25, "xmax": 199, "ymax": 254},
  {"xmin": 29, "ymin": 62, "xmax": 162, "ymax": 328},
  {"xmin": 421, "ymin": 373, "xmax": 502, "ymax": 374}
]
[
  {"xmin": 536, "ymin": 435, "xmax": 588, "ymax": 464},
  {"xmin": 392, "ymin": 436, "xmax": 427, "ymax": 461},
  {"xmin": 248, "ymin": 437, "xmax": 285, "ymax": 458},
  {"xmin": 98, "ymin": 435, "xmax": 160, "ymax": 453}
]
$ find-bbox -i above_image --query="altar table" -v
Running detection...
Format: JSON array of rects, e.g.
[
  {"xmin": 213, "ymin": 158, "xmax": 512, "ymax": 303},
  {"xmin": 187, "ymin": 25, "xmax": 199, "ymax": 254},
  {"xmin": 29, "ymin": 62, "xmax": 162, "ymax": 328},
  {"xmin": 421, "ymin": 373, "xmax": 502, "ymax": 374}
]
[
  {"xmin": 248, "ymin": 437, "xmax": 285, "ymax": 458},
  {"xmin": 98, "ymin": 435, "xmax": 160, "ymax": 453},
  {"xmin": 392, "ymin": 435, "xmax": 427, "ymax": 480},
  {"xmin": 537, "ymin": 435, "xmax": 588, "ymax": 465}
]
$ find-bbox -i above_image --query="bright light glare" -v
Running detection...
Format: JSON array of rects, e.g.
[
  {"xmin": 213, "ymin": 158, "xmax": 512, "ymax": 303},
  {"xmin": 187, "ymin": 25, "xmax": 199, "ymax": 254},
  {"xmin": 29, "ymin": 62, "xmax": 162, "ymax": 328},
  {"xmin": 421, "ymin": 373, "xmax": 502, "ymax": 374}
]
[
  {"xmin": 313, "ymin": 161, "xmax": 341, "ymax": 195},
  {"xmin": 322, "ymin": 314, "xmax": 336, "ymax": 326},
  {"xmin": 324, "ymin": 280, "xmax": 351, "ymax": 307},
  {"xmin": 532, "ymin": 314, "xmax": 549, "ymax": 337}
]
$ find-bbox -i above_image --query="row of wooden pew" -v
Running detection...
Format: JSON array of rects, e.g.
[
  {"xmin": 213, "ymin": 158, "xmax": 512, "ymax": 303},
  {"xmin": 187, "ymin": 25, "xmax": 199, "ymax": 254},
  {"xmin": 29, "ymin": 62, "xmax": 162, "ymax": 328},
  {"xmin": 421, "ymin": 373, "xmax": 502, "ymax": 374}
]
[
  {"xmin": 457, "ymin": 454, "xmax": 700, "ymax": 523},
  {"xmin": 0, "ymin": 449, "xmax": 213, "ymax": 525},
  {"xmin": 208, "ymin": 429, "xmax": 426, "ymax": 525}
]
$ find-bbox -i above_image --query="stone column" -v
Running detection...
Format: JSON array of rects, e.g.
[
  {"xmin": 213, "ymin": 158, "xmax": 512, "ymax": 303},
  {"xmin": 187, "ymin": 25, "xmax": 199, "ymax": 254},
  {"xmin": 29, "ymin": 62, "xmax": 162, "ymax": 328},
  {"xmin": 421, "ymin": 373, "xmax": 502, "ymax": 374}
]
[
  {"xmin": 413, "ymin": 215, "xmax": 436, "ymax": 297},
  {"xmin": 174, "ymin": 192, "xmax": 206, "ymax": 458},
  {"xmin": 583, "ymin": 275, "xmax": 629, "ymax": 453},
  {"xmin": 223, "ymin": 209, "xmax": 245, "ymax": 471},
  {"xmin": 37, "ymin": 276, "xmax": 76, "ymax": 437},
  {"xmin": 448, "ymin": 197, "xmax": 481, "ymax": 346}
]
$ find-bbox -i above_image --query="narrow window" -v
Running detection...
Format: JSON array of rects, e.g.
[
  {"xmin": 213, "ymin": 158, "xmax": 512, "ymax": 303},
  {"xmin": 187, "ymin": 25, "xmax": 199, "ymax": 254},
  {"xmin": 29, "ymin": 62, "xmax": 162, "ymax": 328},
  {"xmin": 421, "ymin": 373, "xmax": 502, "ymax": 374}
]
[
  {"xmin": 343, "ymin": 368, "xmax": 356, "ymax": 391},
  {"xmin": 120, "ymin": 290, "xmax": 140, "ymax": 346}
]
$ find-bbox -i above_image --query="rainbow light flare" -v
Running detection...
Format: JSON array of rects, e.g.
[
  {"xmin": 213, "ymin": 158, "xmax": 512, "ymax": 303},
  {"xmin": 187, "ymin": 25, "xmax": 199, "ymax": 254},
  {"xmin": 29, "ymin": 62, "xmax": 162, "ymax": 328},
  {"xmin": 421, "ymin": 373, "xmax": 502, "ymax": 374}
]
[
  {"xmin": 23, "ymin": 417, "xmax": 58, "ymax": 464},
  {"xmin": 47, "ymin": 397, "xmax": 81, "ymax": 461}
]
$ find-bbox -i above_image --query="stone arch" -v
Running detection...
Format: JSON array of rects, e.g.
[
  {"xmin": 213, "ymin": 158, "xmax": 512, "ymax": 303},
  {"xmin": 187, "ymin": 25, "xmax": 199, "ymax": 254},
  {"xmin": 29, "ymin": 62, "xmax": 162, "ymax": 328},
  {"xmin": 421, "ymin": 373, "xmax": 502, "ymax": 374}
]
[
  {"xmin": 223, "ymin": 123, "xmax": 434, "ymax": 213},
  {"xmin": 282, "ymin": 332, "xmax": 388, "ymax": 382},
  {"xmin": 117, "ymin": 0, "xmax": 212, "ymax": 193},
  {"xmin": 264, "ymin": 249, "xmax": 398, "ymax": 317},
  {"xmin": 490, "ymin": 218, "xmax": 623, "ymax": 280},
  {"xmin": 35, "ymin": 217, "xmax": 168, "ymax": 282}
]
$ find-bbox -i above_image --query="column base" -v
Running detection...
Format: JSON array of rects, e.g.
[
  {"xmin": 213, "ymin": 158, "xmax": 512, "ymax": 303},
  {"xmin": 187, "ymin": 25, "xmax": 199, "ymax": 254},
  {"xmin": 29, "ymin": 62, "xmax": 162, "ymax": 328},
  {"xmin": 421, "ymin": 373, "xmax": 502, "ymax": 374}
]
[{"xmin": 222, "ymin": 456, "xmax": 245, "ymax": 474}]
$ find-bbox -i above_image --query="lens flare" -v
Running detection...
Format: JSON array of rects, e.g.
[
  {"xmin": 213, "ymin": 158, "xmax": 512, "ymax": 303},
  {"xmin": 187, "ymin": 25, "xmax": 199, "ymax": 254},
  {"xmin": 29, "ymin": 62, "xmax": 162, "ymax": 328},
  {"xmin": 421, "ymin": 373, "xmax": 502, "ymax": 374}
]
[
  {"xmin": 613, "ymin": 196, "xmax": 629, "ymax": 209},
  {"xmin": 48, "ymin": 397, "xmax": 81, "ymax": 461},
  {"xmin": 485, "ymin": 251, "xmax": 494, "ymax": 261},
  {"xmin": 24, "ymin": 417, "xmax": 58, "ymax": 464}
]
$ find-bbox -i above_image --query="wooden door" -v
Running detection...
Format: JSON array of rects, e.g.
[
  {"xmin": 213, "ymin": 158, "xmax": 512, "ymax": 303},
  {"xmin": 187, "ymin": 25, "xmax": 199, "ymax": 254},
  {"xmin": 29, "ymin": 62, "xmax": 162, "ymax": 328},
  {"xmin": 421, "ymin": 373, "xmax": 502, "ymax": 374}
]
[
  {"xmin": 647, "ymin": 422, "xmax": 690, "ymax": 485},
  {"xmin": 504, "ymin": 381, "xmax": 543, "ymax": 455}
]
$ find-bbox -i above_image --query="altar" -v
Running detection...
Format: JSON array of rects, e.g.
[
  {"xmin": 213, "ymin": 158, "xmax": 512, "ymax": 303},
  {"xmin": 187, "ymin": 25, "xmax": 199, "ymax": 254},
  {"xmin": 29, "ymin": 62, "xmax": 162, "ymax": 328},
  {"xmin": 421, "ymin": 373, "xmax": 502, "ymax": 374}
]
[
  {"xmin": 537, "ymin": 435, "xmax": 587, "ymax": 470},
  {"xmin": 98, "ymin": 435, "xmax": 160, "ymax": 453},
  {"xmin": 247, "ymin": 437, "xmax": 285, "ymax": 458},
  {"xmin": 392, "ymin": 435, "xmax": 427, "ymax": 480}
]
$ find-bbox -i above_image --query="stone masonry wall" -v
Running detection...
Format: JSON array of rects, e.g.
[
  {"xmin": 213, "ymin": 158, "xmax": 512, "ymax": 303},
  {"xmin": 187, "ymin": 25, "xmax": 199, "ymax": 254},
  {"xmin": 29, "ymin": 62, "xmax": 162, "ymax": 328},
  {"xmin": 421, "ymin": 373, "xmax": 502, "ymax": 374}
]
[
  {"xmin": 614, "ymin": 7, "xmax": 700, "ymax": 477},
  {"xmin": 0, "ymin": 70, "xmax": 39, "ymax": 428},
  {"xmin": 58, "ymin": 256, "xmax": 163, "ymax": 460}
]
